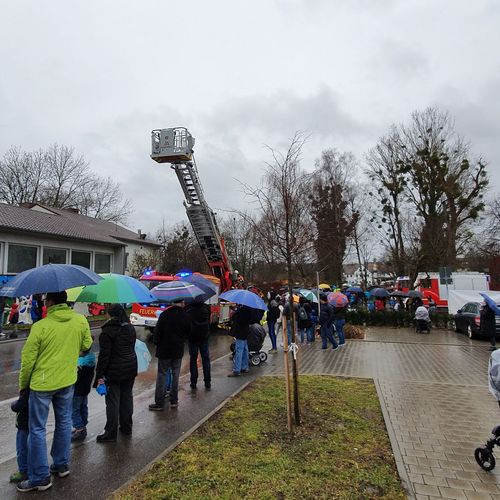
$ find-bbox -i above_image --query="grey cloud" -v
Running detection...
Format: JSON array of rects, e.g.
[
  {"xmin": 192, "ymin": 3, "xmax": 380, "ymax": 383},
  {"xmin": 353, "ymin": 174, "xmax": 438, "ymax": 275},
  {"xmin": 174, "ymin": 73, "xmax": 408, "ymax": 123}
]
[{"xmin": 201, "ymin": 87, "xmax": 370, "ymax": 146}]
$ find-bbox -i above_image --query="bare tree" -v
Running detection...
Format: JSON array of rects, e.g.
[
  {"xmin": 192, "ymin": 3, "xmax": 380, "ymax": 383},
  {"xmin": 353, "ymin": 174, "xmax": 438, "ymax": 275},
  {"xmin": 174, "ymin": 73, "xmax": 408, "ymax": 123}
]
[
  {"xmin": 0, "ymin": 144, "xmax": 132, "ymax": 223},
  {"xmin": 243, "ymin": 131, "xmax": 312, "ymax": 430},
  {"xmin": 219, "ymin": 213, "xmax": 259, "ymax": 281},
  {"xmin": 0, "ymin": 147, "xmax": 47, "ymax": 205}
]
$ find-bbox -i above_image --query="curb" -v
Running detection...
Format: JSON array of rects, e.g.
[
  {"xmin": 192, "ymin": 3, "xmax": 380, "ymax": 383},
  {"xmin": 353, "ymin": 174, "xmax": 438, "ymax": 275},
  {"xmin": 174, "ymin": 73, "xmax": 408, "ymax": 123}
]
[
  {"xmin": 110, "ymin": 379, "xmax": 252, "ymax": 498},
  {"xmin": 375, "ymin": 378, "xmax": 415, "ymax": 500}
]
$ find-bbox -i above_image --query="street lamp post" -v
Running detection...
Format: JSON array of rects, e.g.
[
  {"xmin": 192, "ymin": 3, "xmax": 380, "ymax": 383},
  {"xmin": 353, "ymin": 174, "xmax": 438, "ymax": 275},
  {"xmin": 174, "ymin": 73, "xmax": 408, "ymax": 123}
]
[{"xmin": 316, "ymin": 264, "xmax": 329, "ymax": 317}]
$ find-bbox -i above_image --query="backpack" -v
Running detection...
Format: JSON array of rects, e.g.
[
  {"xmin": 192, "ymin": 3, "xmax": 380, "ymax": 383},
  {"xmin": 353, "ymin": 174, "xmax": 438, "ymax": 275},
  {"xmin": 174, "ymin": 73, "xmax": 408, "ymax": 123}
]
[{"xmin": 298, "ymin": 306, "xmax": 308, "ymax": 321}]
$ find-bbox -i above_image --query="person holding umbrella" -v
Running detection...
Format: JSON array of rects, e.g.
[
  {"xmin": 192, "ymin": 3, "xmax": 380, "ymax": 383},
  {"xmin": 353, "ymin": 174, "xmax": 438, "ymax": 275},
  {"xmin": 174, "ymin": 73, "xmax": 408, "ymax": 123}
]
[
  {"xmin": 94, "ymin": 304, "xmax": 138, "ymax": 443},
  {"xmin": 149, "ymin": 298, "xmax": 190, "ymax": 410},
  {"xmin": 228, "ymin": 305, "xmax": 253, "ymax": 377},
  {"xmin": 185, "ymin": 300, "xmax": 212, "ymax": 390}
]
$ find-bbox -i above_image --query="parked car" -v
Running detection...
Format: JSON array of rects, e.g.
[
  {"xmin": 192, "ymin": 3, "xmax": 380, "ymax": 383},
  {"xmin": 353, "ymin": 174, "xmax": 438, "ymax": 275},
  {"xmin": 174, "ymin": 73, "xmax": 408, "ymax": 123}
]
[{"xmin": 454, "ymin": 301, "xmax": 500, "ymax": 339}]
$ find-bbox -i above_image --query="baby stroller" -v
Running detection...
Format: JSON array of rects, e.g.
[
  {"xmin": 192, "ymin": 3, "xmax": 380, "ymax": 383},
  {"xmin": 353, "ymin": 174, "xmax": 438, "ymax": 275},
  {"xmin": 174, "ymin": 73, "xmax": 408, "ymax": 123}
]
[
  {"xmin": 475, "ymin": 350, "xmax": 500, "ymax": 470},
  {"xmin": 230, "ymin": 323, "xmax": 268, "ymax": 366},
  {"xmin": 414, "ymin": 306, "xmax": 430, "ymax": 334}
]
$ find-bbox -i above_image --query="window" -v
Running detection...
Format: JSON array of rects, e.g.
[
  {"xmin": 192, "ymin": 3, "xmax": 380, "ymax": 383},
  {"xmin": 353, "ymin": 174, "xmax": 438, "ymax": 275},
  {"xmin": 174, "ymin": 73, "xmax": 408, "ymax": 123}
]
[
  {"xmin": 7, "ymin": 244, "xmax": 38, "ymax": 273},
  {"xmin": 95, "ymin": 254, "xmax": 111, "ymax": 273},
  {"xmin": 43, "ymin": 247, "xmax": 67, "ymax": 265},
  {"xmin": 71, "ymin": 251, "xmax": 91, "ymax": 269}
]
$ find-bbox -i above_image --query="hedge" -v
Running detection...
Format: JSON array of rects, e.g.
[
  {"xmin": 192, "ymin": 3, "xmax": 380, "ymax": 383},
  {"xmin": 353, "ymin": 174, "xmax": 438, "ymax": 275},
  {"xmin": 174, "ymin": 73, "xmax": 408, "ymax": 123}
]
[{"xmin": 345, "ymin": 309, "xmax": 453, "ymax": 329}]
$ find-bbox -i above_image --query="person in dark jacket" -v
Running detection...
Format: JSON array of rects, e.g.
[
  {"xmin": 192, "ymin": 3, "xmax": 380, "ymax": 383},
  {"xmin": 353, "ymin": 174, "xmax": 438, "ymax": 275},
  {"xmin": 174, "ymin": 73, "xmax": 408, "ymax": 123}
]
[
  {"xmin": 481, "ymin": 303, "xmax": 497, "ymax": 351},
  {"xmin": 333, "ymin": 306, "xmax": 347, "ymax": 347},
  {"xmin": 298, "ymin": 299, "xmax": 313, "ymax": 344},
  {"xmin": 185, "ymin": 301, "xmax": 211, "ymax": 390},
  {"xmin": 71, "ymin": 348, "xmax": 96, "ymax": 442},
  {"xmin": 283, "ymin": 300, "xmax": 299, "ymax": 344},
  {"xmin": 149, "ymin": 299, "xmax": 190, "ymax": 410},
  {"xmin": 319, "ymin": 295, "xmax": 338, "ymax": 350},
  {"xmin": 267, "ymin": 298, "xmax": 280, "ymax": 352},
  {"xmin": 10, "ymin": 389, "xmax": 29, "ymax": 483},
  {"xmin": 228, "ymin": 305, "xmax": 252, "ymax": 377},
  {"xmin": 95, "ymin": 304, "xmax": 138, "ymax": 442}
]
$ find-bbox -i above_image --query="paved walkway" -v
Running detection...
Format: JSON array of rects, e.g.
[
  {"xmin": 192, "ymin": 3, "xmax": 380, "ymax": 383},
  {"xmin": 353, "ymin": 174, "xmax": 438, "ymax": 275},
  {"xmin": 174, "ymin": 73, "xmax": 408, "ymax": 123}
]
[{"xmin": 264, "ymin": 328, "xmax": 500, "ymax": 499}]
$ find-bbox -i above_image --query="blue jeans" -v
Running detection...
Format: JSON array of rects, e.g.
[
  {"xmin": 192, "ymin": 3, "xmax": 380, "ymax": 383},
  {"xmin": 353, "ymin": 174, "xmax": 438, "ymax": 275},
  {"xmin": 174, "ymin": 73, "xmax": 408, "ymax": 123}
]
[
  {"xmin": 29, "ymin": 385, "xmax": 74, "ymax": 484},
  {"xmin": 165, "ymin": 368, "xmax": 172, "ymax": 392},
  {"xmin": 16, "ymin": 429, "xmax": 29, "ymax": 474},
  {"xmin": 233, "ymin": 339, "xmax": 249, "ymax": 374},
  {"xmin": 72, "ymin": 395, "xmax": 88, "ymax": 429},
  {"xmin": 320, "ymin": 325, "xmax": 338, "ymax": 349},
  {"xmin": 189, "ymin": 340, "xmax": 211, "ymax": 386},
  {"xmin": 335, "ymin": 319, "xmax": 346, "ymax": 345},
  {"xmin": 268, "ymin": 322, "xmax": 277, "ymax": 349},
  {"xmin": 306, "ymin": 326, "xmax": 315, "ymax": 343}
]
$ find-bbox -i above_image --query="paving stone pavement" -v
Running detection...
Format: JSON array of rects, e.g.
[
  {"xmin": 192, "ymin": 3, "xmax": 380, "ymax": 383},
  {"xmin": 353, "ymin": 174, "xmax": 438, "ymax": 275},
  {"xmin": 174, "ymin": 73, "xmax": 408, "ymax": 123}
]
[{"xmin": 265, "ymin": 328, "xmax": 500, "ymax": 499}]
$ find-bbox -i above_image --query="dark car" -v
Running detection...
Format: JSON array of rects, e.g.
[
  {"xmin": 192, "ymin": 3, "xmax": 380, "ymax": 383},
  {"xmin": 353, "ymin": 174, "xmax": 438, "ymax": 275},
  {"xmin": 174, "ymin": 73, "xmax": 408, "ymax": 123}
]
[{"xmin": 454, "ymin": 301, "xmax": 500, "ymax": 339}]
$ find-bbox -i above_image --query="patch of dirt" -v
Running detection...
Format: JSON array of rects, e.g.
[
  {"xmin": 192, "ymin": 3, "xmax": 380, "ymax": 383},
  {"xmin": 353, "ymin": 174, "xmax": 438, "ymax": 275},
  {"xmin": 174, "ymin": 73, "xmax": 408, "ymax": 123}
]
[{"xmin": 344, "ymin": 324, "xmax": 365, "ymax": 339}]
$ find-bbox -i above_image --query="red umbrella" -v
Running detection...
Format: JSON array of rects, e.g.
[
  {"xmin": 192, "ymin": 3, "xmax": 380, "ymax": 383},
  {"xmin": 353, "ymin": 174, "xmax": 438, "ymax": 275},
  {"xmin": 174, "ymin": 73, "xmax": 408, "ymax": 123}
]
[{"xmin": 327, "ymin": 292, "xmax": 348, "ymax": 308}]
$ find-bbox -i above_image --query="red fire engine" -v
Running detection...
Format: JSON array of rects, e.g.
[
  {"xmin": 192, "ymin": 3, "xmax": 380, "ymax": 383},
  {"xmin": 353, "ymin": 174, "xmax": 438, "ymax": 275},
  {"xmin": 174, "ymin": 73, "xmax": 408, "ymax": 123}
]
[
  {"xmin": 130, "ymin": 128, "xmax": 235, "ymax": 329},
  {"xmin": 396, "ymin": 272, "xmax": 490, "ymax": 309}
]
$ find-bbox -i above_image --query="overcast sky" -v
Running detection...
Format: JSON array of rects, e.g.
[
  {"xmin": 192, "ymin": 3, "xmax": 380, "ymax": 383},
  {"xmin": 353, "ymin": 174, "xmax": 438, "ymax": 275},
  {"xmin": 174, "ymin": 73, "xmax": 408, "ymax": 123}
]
[{"xmin": 1, "ymin": 0, "xmax": 499, "ymax": 236}]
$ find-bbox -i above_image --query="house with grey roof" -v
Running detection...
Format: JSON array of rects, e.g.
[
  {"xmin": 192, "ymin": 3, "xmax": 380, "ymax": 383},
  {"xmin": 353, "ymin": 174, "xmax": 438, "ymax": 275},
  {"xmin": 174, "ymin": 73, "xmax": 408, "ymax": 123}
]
[{"xmin": 0, "ymin": 203, "xmax": 160, "ymax": 279}]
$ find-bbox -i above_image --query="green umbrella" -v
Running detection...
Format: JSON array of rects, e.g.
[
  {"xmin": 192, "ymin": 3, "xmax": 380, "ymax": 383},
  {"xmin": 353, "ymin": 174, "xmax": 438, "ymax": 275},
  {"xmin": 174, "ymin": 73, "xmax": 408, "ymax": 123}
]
[
  {"xmin": 74, "ymin": 274, "xmax": 156, "ymax": 303},
  {"xmin": 66, "ymin": 285, "xmax": 84, "ymax": 302}
]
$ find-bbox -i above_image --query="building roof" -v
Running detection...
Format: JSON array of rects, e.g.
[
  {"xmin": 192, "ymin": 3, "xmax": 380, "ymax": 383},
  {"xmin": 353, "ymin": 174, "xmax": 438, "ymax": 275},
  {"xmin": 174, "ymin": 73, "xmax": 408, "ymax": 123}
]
[{"xmin": 0, "ymin": 203, "xmax": 160, "ymax": 248}]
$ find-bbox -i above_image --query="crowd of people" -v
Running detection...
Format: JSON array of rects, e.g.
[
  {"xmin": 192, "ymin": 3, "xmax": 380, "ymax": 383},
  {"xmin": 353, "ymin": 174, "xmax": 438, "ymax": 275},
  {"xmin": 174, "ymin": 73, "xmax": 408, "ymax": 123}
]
[
  {"xmin": 10, "ymin": 285, "xmax": 456, "ymax": 493},
  {"xmin": 265, "ymin": 293, "xmax": 347, "ymax": 352},
  {"xmin": 9, "ymin": 292, "xmax": 214, "ymax": 492}
]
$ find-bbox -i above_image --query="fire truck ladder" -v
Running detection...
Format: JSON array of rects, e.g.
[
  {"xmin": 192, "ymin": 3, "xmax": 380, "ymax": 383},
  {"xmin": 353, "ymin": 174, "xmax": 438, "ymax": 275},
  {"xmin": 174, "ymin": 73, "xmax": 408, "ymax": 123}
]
[{"xmin": 171, "ymin": 160, "xmax": 233, "ymax": 284}]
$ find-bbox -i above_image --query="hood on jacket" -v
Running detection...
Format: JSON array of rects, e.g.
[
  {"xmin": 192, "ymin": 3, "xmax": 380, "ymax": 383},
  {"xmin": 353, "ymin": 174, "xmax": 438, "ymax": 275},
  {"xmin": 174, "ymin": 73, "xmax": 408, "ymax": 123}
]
[{"xmin": 47, "ymin": 303, "xmax": 76, "ymax": 322}]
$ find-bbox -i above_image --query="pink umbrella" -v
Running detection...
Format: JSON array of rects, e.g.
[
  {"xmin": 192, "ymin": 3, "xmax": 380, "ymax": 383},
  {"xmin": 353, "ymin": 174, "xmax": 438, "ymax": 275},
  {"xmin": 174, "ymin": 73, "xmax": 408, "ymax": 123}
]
[{"xmin": 327, "ymin": 292, "xmax": 349, "ymax": 308}]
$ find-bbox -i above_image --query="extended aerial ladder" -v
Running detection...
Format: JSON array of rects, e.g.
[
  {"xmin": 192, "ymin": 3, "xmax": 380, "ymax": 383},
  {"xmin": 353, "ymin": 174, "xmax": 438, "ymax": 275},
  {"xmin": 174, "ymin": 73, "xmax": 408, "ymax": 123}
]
[{"xmin": 151, "ymin": 127, "xmax": 234, "ymax": 292}]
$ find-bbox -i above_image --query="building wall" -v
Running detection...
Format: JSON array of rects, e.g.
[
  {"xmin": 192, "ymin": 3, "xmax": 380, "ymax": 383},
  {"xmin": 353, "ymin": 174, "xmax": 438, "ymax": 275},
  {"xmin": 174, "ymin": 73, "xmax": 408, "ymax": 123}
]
[{"xmin": 0, "ymin": 231, "xmax": 123, "ymax": 275}]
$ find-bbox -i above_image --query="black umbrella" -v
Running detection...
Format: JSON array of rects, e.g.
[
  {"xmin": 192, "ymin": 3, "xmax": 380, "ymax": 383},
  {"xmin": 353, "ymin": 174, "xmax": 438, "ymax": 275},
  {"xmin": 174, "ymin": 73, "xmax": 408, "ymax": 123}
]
[
  {"xmin": 371, "ymin": 287, "xmax": 390, "ymax": 298},
  {"xmin": 408, "ymin": 290, "xmax": 423, "ymax": 298},
  {"xmin": 390, "ymin": 290, "xmax": 409, "ymax": 297}
]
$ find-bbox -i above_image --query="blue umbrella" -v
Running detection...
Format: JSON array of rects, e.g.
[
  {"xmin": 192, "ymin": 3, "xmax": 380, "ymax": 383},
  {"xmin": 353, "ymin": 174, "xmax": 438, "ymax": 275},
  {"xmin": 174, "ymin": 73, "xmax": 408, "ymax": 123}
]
[
  {"xmin": 135, "ymin": 339, "xmax": 152, "ymax": 373},
  {"xmin": 371, "ymin": 287, "xmax": 390, "ymax": 298},
  {"xmin": 181, "ymin": 273, "xmax": 219, "ymax": 295},
  {"xmin": 151, "ymin": 280, "xmax": 215, "ymax": 303},
  {"xmin": 219, "ymin": 289, "xmax": 267, "ymax": 311},
  {"xmin": 346, "ymin": 286, "xmax": 363, "ymax": 293},
  {"xmin": 0, "ymin": 264, "xmax": 103, "ymax": 297},
  {"xmin": 479, "ymin": 293, "xmax": 500, "ymax": 316}
]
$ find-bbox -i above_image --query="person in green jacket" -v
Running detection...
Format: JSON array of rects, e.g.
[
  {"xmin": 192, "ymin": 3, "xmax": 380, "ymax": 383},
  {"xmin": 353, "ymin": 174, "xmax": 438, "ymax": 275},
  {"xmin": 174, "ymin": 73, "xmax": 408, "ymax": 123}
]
[{"xmin": 16, "ymin": 291, "xmax": 92, "ymax": 493}]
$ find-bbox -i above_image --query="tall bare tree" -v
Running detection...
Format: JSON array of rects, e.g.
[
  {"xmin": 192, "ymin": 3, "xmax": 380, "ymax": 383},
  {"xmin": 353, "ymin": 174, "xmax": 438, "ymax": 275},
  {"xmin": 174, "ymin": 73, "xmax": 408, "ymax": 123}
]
[
  {"xmin": 220, "ymin": 213, "xmax": 259, "ymax": 282},
  {"xmin": 366, "ymin": 127, "xmax": 412, "ymax": 277},
  {"xmin": 0, "ymin": 144, "xmax": 132, "ymax": 223},
  {"xmin": 243, "ymin": 131, "xmax": 312, "ymax": 429}
]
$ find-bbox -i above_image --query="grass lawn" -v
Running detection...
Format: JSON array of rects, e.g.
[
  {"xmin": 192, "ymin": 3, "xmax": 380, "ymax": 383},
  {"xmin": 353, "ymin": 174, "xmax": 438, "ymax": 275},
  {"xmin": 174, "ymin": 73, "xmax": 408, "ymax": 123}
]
[{"xmin": 117, "ymin": 376, "xmax": 406, "ymax": 500}]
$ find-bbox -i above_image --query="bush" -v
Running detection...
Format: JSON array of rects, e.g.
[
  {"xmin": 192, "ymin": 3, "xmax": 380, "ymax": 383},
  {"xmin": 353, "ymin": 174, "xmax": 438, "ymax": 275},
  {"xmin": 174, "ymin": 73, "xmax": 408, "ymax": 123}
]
[{"xmin": 345, "ymin": 309, "xmax": 453, "ymax": 329}]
